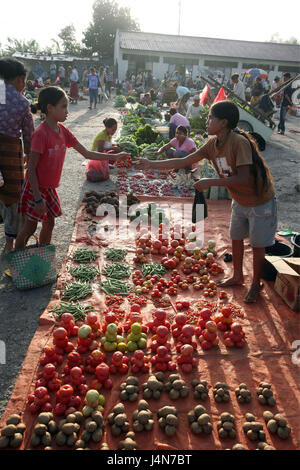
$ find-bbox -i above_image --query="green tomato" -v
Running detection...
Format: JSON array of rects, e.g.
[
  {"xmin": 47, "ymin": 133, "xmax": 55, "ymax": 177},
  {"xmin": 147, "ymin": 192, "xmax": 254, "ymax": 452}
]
[
  {"xmin": 127, "ymin": 341, "xmax": 138, "ymax": 352},
  {"xmin": 137, "ymin": 338, "xmax": 147, "ymax": 349}
]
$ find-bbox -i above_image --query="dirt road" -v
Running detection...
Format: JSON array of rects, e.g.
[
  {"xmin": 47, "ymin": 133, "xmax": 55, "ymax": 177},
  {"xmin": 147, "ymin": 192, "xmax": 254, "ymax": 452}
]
[{"xmin": 0, "ymin": 98, "xmax": 299, "ymax": 417}]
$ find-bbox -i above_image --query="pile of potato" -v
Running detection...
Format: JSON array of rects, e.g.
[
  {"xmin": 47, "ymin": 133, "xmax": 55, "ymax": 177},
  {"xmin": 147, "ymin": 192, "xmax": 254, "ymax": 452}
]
[
  {"xmin": 217, "ymin": 412, "xmax": 237, "ymax": 439},
  {"xmin": 164, "ymin": 374, "xmax": 190, "ymax": 400},
  {"xmin": 256, "ymin": 382, "xmax": 276, "ymax": 406},
  {"xmin": 242, "ymin": 413, "xmax": 266, "ymax": 442},
  {"xmin": 118, "ymin": 431, "xmax": 138, "ymax": 450},
  {"xmin": 54, "ymin": 412, "xmax": 83, "ymax": 448},
  {"xmin": 108, "ymin": 403, "xmax": 130, "ymax": 437},
  {"xmin": 120, "ymin": 376, "xmax": 139, "ymax": 402},
  {"xmin": 256, "ymin": 442, "xmax": 276, "ymax": 450},
  {"xmin": 142, "ymin": 372, "xmax": 164, "ymax": 400},
  {"xmin": 235, "ymin": 383, "xmax": 252, "ymax": 404},
  {"xmin": 0, "ymin": 413, "xmax": 26, "ymax": 449},
  {"xmin": 263, "ymin": 411, "xmax": 291, "ymax": 440},
  {"xmin": 229, "ymin": 443, "xmax": 247, "ymax": 450},
  {"xmin": 132, "ymin": 400, "xmax": 154, "ymax": 432},
  {"xmin": 188, "ymin": 405, "xmax": 213, "ymax": 435},
  {"xmin": 213, "ymin": 382, "xmax": 230, "ymax": 403},
  {"xmin": 29, "ymin": 412, "xmax": 58, "ymax": 448},
  {"xmin": 192, "ymin": 379, "xmax": 209, "ymax": 401},
  {"xmin": 157, "ymin": 405, "xmax": 178, "ymax": 436},
  {"xmin": 78, "ymin": 411, "xmax": 105, "ymax": 448}
]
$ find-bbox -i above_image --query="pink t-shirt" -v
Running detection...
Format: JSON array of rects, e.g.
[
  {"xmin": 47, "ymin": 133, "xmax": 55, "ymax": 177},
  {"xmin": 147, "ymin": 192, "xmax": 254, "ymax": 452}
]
[
  {"xmin": 170, "ymin": 137, "xmax": 196, "ymax": 154},
  {"xmin": 169, "ymin": 112, "xmax": 190, "ymax": 128},
  {"xmin": 31, "ymin": 121, "xmax": 79, "ymax": 188}
]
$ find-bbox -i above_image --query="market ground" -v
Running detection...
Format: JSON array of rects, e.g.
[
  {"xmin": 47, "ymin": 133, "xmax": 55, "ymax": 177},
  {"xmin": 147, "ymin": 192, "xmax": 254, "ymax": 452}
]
[{"xmin": 0, "ymin": 97, "xmax": 299, "ymax": 418}]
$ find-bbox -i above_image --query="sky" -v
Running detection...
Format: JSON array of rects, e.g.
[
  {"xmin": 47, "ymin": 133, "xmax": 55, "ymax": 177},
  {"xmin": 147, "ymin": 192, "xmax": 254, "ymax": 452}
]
[{"xmin": 1, "ymin": 0, "xmax": 300, "ymax": 49}]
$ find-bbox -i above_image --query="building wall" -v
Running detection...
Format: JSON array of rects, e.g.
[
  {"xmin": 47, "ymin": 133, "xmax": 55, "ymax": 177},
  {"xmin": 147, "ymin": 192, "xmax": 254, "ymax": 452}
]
[{"xmin": 114, "ymin": 33, "xmax": 299, "ymax": 83}]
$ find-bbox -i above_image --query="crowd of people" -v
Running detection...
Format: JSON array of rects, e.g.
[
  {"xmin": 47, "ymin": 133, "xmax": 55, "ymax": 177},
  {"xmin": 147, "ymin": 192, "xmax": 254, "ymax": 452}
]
[{"xmin": 0, "ymin": 56, "xmax": 296, "ymax": 303}]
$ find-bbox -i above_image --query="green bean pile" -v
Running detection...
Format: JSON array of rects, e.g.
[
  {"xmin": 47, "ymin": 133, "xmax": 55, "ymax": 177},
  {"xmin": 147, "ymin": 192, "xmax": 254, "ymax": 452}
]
[
  {"xmin": 63, "ymin": 281, "xmax": 92, "ymax": 301},
  {"xmin": 70, "ymin": 264, "xmax": 100, "ymax": 282},
  {"xmin": 72, "ymin": 248, "xmax": 99, "ymax": 263},
  {"xmin": 99, "ymin": 279, "xmax": 132, "ymax": 295},
  {"xmin": 141, "ymin": 262, "xmax": 167, "ymax": 277},
  {"xmin": 103, "ymin": 262, "xmax": 131, "ymax": 279},
  {"xmin": 50, "ymin": 302, "xmax": 93, "ymax": 321},
  {"xmin": 105, "ymin": 248, "xmax": 127, "ymax": 261}
]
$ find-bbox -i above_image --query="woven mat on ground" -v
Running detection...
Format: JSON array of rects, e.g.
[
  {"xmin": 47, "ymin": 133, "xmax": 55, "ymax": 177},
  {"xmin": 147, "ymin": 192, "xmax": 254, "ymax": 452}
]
[{"xmin": 1, "ymin": 198, "xmax": 299, "ymax": 451}]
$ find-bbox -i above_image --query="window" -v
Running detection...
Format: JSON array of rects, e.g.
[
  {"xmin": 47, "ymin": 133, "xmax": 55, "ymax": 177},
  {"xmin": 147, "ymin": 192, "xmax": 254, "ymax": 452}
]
[
  {"xmin": 204, "ymin": 60, "xmax": 238, "ymax": 68},
  {"xmin": 163, "ymin": 57, "xmax": 198, "ymax": 66},
  {"xmin": 278, "ymin": 65, "xmax": 300, "ymax": 73}
]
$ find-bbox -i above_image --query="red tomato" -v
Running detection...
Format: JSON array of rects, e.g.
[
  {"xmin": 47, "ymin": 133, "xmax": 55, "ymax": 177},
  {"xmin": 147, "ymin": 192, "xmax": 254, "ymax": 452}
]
[
  {"xmin": 58, "ymin": 384, "xmax": 74, "ymax": 398},
  {"xmin": 34, "ymin": 386, "xmax": 48, "ymax": 399},
  {"xmin": 53, "ymin": 327, "xmax": 68, "ymax": 340},
  {"xmin": 221, "ymin": 306, "xmax": 232, "ymax": 318}
]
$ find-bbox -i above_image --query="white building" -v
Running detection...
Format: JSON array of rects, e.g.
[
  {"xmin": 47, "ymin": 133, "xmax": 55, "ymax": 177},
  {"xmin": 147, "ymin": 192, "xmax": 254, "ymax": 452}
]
[{"xmin": 114, "ymin": 30, "xmax": 300, "ymax": 82}]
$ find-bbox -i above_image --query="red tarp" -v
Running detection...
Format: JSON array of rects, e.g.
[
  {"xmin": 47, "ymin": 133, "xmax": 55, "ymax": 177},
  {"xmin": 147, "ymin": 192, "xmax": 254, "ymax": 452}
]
[{"xmin": 1, "ymin": 198, "xmax": 299, "ymax": 450}]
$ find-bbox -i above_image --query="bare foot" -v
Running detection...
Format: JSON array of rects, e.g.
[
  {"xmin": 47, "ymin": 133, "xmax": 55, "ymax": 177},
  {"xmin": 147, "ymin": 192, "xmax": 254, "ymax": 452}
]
[
  {"xmin": 3, "ymin": 240, "xmax": 14, "ymax": 254},
  {"xmin": 217, "ymin": 276, "xmax": 244, "ymax": 287},
  {"xmin": 244, "ymin": 283, "xmax": 264, "ymax": 303}
]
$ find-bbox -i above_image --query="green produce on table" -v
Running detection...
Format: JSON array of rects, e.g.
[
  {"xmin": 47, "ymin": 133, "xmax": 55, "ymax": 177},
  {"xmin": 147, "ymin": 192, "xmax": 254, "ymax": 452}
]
[
  {"xmin": 50, "ymin": 302, "xmax": 93, "ymax": 321},
  {"xmin": 134, "ymin": 125, "xmax": 162, "ymax": 146},
  {"xmin": 118, "ymin": 140, "xmax": 140, "ymax": 158},
  {"xmin": 140, "ymin": 143, "xmax": 161, "ymax": 160},
  {"xmin": 103, "ymin": 262, "xmax": 131, "ymax": 279},
  {"xmin": 105, "ymin": 248, "xmax": 127, "ymax": 261},
  {"xmin": 141, "ymin": 263, "xmax": 167, "ymax": 277},
  {"xmin": 126, "ymin": 96, "xmax": 137, "ymax": 104},
  {"xmin": 72, "ymin": 248, "xmax": 99, "ymax": 263},
  {"xmin": 63, "ymin": 281, "xmax": 92, "ymax": 301},
  {"xmin": 114, "ymin": 95, "xmax": 127, "ymax": 107},
  {"xmin": 99, "ymin": 279, "xmax": 132, "ymax": 295},
  {"xmin": 70, "ymin": 264, "xmax": 100, "ymax": 282}
]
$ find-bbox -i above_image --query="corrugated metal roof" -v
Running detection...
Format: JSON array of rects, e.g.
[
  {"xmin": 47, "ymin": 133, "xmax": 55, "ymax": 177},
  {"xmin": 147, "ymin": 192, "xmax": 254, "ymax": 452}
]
[{"xmin": 119, "ymin": 31, "xmax": 300, "ymax": 63}]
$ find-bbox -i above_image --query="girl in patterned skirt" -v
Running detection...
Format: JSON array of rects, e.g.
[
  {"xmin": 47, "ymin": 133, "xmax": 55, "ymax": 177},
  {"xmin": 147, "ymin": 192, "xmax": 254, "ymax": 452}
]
[{"xmin": 15, "ymin": 86, "xmax": 129, "ymax": 249}]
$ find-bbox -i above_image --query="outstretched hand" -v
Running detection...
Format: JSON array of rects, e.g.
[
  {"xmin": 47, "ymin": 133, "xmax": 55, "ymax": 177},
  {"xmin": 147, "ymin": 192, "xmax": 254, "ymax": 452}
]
[
  {"xmin": 115, "ymin": 152, "xmax": 131, "ymax": 161},
  {"xmin": 194, "ymin": 178, "xmax": 212, "ymax": 192},
  {"xmin": 134, "ymin": 158, "xmax": 151, "ymax": 170}
]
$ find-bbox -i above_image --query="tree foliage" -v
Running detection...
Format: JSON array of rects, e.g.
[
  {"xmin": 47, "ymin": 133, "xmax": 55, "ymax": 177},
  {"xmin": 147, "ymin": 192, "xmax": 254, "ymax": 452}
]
[
  {"xmin": 83, "ymin": 0, "xmax": 140, "ymax": 58},
  {"xmin": 58, "ymin": 24, "xmax": 83, "ymax": 55},
  {"xmin": 269, "ymin": 33, "xmax": 299, "ymax": 45}
]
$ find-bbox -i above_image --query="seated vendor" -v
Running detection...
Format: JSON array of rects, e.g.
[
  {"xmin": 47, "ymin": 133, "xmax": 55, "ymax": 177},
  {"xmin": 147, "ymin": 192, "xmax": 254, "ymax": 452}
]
[
  {"xmin": 153, "ymin": 125, "xmax": 196, "ymax": 173},
  {"xmin": 92, "ymin": 117, "xmax": 122, "ymax": 165},
  {"xmin": 168, "ymin": 108, "xmax": 190, "ymax": 139},
  {"xmin": 140, "ymin": 92, "xmax": 152, "ymax": 106}
]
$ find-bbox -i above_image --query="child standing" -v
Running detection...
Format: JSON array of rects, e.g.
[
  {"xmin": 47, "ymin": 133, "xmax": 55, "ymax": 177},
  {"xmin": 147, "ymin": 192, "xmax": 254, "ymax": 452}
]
[
  {"xmin": 0, "ymin": 58, "xmax": 34, "ymax": 253},
  {"xmin": 88, "ymin": 68, "xmax": 99, "ymax": 109},
  {"xmin": 15, "ymin": 87, "xmax": 129, "ymax": 249},
  {"xmin": 135, "ymin": 100, "xmax": 277, "ymax": 303}
]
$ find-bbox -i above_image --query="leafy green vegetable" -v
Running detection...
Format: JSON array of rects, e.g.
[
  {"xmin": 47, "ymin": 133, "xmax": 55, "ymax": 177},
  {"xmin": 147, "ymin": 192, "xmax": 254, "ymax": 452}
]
[{"xmin": 114, "ymin": 95, "xmax": 127, "ymax": 107}]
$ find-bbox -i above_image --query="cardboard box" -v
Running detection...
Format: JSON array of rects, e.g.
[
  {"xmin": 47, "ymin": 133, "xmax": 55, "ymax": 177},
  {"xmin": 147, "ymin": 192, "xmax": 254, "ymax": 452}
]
[{"xmin": 265, "ymin": 256, "xmax": 300, "ymax": 311}]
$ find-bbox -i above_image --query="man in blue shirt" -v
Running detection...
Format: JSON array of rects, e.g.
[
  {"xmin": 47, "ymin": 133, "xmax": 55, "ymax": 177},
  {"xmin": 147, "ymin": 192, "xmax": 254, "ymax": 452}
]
[
  {"xmin": 174, "ymin": 82, "xmax": 191, "ymax": 115},
  {"xmin": 278, "ymin": 73, "xmax": 293, "ymax": 135}
]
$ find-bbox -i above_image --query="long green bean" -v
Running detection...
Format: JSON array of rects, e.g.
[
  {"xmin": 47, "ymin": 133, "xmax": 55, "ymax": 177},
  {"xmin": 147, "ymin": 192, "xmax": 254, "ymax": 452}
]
[
  {"xmin": 105, "ymin": 248, "xmax": 127, "ymax": 261},
  {"xmin": 63, "ymin": 281, "xmax": 92, "ymax": 301},
  {"xmin": 141, "ymin": 262, "xmax": 167, "ymax": 277},
  {"xmin": 70, "ymin": 264, "xmax": 100, "ymax": 281},
  {"xmin": 103, "ymin": 262, "xmax": 131, "ymax": 279},
  {"xmin": 99, "ymin": 279, "xmax": 132, "ymax": 295},
  {"xmin": 72, "ymin": 248, "xmax": 99, "ymax": 263},
  {"xmin": 50, "ymin": 302, "xmax": 93, "ymax": 321}
]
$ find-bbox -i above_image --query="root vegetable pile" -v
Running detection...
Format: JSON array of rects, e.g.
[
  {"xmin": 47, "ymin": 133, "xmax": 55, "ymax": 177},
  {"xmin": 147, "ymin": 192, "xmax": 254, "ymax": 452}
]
[{"xmin": 188, "ymin": 405, "xmax": 213, "ymax": 435}]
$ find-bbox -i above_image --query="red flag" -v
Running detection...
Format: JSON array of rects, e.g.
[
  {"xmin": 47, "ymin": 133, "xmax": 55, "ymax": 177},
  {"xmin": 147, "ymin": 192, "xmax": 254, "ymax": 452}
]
[
  {"xmin": 200, "ymin": 84, "xmax": 210, "ymax": 105},
  {"xmin": 213, "ymin": 87, "xmax": 227, "ymax": 104}
]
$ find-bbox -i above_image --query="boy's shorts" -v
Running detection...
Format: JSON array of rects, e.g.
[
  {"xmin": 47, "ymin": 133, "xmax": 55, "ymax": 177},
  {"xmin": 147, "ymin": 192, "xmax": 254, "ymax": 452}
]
[{"xmin": 229, "ymin": 197, "xmax": 277, "ymax": 248}]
